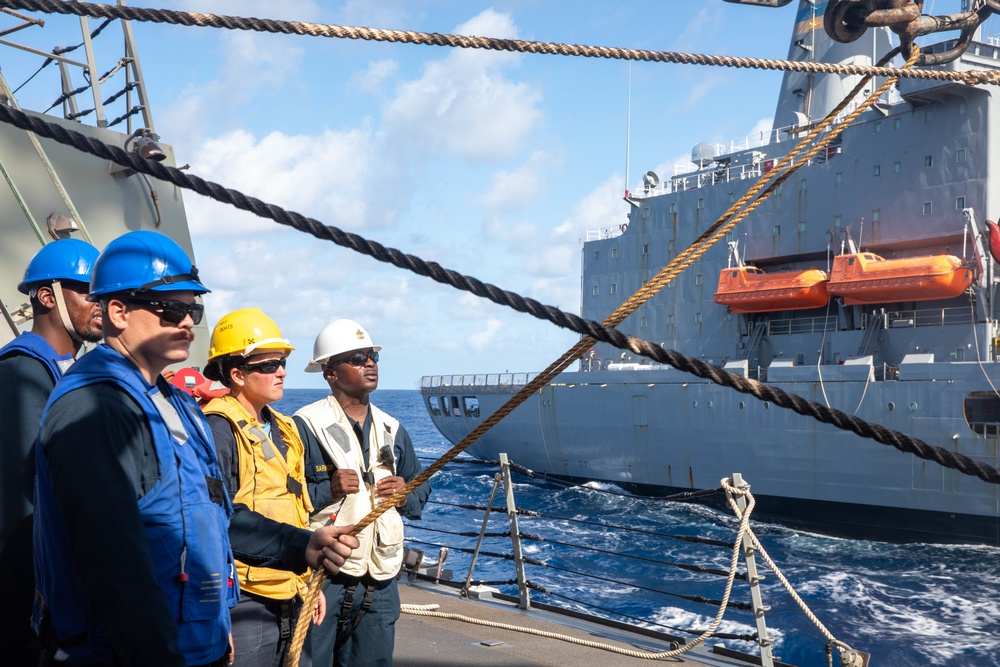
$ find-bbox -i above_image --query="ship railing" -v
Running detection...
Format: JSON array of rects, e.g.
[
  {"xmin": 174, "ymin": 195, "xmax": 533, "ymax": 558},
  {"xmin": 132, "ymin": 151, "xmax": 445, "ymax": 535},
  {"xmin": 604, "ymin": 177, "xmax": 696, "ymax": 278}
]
[
  {"xmin": 403, "ymin": 457, "xmax": 816, "ymax": 666},
  {"xmin": 862, "ymin": 306, "xmax": 973, "ymax": 329},
  {"xmin": 584, "ymin": 226, "xmax": 625, "ymax": 241},
  {"xmin": 420, "ymin": 372, "xmax": 538, "ymax": 394},
  {"xmin": 766, "ymin": 315, "xmax": 837, "ymax": 336},
  {"xmin": 970, "ymin": 421, "xmax": 1000, "ymax": 438}
]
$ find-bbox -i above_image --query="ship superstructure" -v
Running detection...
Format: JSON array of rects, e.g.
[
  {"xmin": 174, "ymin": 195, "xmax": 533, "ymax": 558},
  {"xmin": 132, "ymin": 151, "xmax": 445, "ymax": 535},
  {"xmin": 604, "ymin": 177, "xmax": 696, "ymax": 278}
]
[{"xmin": 421, "ymin": 0, "xmax": 1000, "ymax": 543}]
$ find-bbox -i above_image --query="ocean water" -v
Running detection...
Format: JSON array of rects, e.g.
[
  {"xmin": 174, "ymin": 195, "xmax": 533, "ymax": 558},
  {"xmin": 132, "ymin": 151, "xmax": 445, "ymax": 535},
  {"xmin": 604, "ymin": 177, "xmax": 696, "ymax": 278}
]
[{"xmin": 275, "ymin": 388, "xmax": 1000, "ymax": 667}]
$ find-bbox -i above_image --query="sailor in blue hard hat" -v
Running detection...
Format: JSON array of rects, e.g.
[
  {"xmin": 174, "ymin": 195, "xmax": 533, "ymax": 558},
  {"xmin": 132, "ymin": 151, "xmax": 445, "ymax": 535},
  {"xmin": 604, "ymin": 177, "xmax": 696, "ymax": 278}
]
[
  {"xmin": 31, "ymin": 230, "xmax": 359, "ymax": 667},
  {"xmin": 0, "ymin": 236, "xmax": 101, "ymax": 667}
]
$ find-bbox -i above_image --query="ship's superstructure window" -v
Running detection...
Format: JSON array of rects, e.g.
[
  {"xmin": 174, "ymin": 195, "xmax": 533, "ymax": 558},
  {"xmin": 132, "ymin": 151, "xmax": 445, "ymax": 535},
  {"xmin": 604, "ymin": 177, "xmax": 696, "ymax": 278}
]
[
  {"xmin": 594, "ymin": 250, "xmax": 599, "ymax": 260},
  {"xmin": 642, "ymin": 243, "xmax": 649, "ymax": 255},
  {"xmin": 874, "ymin": 121, "xmax": 882, "ymax": 134},
  {"xmin": 924, "ymin": 155, "xmax": 933, "ymax": 167},
  {"xmin": 669, "ymin": 202, "xmax": 677, "ymax": 213},
  {"xmin": 773, "ymin": 224, "xmax": 780, "ymax": 236},
  {"xmin": 956, "ymin": 196, "xmax": 966, "ymax": 210},
  {"xmin": 610, "ymin": 282, "xmax": 617, "ymax": 294},
  {"xmin": 640, "ymin": 316, "xmax": 647, "ymax": 328},
  {"xmin": 697, "ymin": 197, "xmax": 705, "ymax": 209},
  {"xmin": 873, "ymin": 165, "xmax": 881, "ymax": 177},
  {"xmin": 834, "ymin": 214, "xmax": 842, "ymax": 228},
  {"xmin": 727, "ymin": 192, "xmax": 734, "ymax": 204},
  {"xmin": 799, "ymin": 221, "xmax": 806, "ymax": 232},
  {"xmin": 923, "ymin": 202, "xmax": 932, "ymax": 215},
  {"xmin": 611, "ymin": 248, "xmax": 618, "ymax": 259},
  {"xmin": 462, "ymin": 396, "xmax": 480, "ymax": 418},
  {"xmin": 957, "ymin": 148, "xmax": 967, "ymax": 162},
  {"xmin": 893, "ymin": 161, "xmax": 901, "ymax": 173},
  {"xmin": 894, "ymin": 117, "xmax": 902, "ymax": 130},
  {"xmin": 800, "ymin": 179, "xmax": 807, "ymax": 191},
  {"xmin": 643, "ymin": 207, "xmax": 650, "ymax": 219},
  {"xmin": 959, "ymin": 101, "xmax": 967, "ymax": 115},
  {"xmin": 925, "ymin": 110, "xmax": 933, "ymax": 122},
  {"xmin": 696, "ymin": 274, "xmax": 703, "ymax": 285},
  {"xmin": 835, "ymin": 172, "xmax": 842, "ymax": 184},
  {"xmin": 695, "ymin": 312, "xmax": 702, "ymax": 324},
  {"xmin": 668, "ymin": 240, "xmax": 676, "ymax": 253},
  {"xmin": 872, "ymin": 209, "xmax": 880, "ymax": 222},
  {"xmin": 667, "ymin": 313, "xmax": 675, "ymax": 326},
  {"xmin": 450, "ymin": 396, "xmax": 460, "ymax": 416},
  {"xmin": 593, "ymin": 285, "xmax": 599, "ymax": 295},
  {"xmin": 428, "ymin": 396, "xmax": 442, "ymax": 416}
]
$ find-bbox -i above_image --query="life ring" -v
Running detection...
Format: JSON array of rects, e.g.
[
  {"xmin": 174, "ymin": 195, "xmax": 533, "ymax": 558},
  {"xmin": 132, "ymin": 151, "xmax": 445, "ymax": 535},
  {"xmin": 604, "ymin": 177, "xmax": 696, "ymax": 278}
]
[
  {"xmin": 619, "ymin": 223, "xmax": 628, "ymax": 233},
  {"xmin": 988, "ymin": 220, "xmax": 1000, "ymax": 266}
]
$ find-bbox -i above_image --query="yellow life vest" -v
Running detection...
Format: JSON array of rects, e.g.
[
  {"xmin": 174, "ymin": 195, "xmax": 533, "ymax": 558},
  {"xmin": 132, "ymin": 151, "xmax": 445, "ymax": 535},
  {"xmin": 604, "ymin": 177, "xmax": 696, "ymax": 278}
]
[
  {"xmin": 203, "ymin": 396, "xmax": 313, "ymax": 599},
  {"xmin": 295, "ymin": 396, "xmax": 404, "ymax": 580}
]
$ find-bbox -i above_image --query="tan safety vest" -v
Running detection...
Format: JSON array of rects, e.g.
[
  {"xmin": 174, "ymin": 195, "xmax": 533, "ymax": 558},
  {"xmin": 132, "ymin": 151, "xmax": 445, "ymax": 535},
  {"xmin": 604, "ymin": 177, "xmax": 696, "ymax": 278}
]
[
  {"xmin": 203, "ymin": 396, "xmax": 313, "ymax": 599},
  {"xmin": 295, "ymin": 396, "xmax": 404, "ymax": 580}
]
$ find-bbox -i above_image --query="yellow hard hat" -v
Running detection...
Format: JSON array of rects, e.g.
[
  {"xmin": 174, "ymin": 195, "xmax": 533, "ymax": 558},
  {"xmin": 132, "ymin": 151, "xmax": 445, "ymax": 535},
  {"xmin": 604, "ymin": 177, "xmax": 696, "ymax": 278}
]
[{"xmin": 207, "ymin": 307, "xmax": 294, "ymax": 363}]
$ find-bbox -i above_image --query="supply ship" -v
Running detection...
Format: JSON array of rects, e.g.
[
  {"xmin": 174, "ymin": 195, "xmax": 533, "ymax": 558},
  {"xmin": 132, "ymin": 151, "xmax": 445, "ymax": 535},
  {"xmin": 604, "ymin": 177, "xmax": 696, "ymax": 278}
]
[{"xmin": 422, "ymin": 0, "xmax": 1000, "ymax": 544}]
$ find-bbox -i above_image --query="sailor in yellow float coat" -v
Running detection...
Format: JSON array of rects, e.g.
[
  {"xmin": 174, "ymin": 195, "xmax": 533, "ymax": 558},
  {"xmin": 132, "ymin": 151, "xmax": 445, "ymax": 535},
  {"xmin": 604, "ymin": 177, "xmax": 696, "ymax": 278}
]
[{"xmin": 202, "ymin": 308, "xmax": 319, "ymax": 667}]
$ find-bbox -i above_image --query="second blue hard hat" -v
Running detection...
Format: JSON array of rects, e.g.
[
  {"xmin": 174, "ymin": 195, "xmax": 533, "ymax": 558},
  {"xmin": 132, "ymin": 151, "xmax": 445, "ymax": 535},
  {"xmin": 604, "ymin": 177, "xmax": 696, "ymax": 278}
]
[
  {"xmin": 18, "ymin": 238, "xmax": 100, "ymax": 295},
  {"xmin": 88, "ymin": 230, "xmax": 210, "ymax": 300}
]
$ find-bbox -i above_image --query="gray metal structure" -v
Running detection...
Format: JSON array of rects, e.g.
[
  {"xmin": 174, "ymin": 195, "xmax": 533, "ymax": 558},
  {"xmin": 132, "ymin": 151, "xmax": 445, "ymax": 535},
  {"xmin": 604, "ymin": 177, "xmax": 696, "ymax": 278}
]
[
  {"xmin": 421, "ymin": 0, "xmax": 1000, "ymax": 544},
  {"xmin": 0, "ymin": 4, "xmax": 210, "ymax": 365}
]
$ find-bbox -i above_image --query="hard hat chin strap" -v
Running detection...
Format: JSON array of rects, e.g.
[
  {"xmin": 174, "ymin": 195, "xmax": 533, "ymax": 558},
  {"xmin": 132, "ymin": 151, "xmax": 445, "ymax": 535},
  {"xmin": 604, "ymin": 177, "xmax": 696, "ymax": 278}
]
[{"xmin": 51, "ymin": 280, "xmax": 83, "ymax": 344}]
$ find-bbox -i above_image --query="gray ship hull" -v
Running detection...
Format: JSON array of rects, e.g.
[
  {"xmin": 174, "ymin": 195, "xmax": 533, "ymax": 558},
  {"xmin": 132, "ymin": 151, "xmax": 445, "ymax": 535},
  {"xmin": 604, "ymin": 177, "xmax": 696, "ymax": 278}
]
[{"xmin": 423, "ymin": 363, "xmax": 1000, "ymax": 543}]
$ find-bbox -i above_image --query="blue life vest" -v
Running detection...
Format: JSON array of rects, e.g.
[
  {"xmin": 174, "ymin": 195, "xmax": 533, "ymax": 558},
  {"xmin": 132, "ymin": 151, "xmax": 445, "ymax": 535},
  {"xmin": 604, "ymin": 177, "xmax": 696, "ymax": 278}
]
[
  {"xmin": 0, "ymin": 331, "xmax": 73, "ymax": 381},
  {"xmin": 33, "ymin": 344, "xmax": 238, "ymax": 665}
]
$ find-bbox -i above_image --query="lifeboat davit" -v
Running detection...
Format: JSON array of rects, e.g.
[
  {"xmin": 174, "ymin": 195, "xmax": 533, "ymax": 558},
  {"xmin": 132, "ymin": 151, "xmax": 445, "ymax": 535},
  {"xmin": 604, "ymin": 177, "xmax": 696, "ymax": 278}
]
[
  {"xmin": 827, "ymin": 252, "xmax": 972, "ymax": 305},
  {"xmin": 713, "ymin": 266, "xmax": 830, "ymax": 314}
]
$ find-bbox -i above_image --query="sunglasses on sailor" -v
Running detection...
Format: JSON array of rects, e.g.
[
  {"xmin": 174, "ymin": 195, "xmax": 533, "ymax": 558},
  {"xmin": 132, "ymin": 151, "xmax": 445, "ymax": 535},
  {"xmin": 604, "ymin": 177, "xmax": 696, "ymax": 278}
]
[
  {"xmin": 242, "ymin": 357, "xmax": 287, "ymax": 374},
  {"xmin": 125, "ymin": 298, "xmax": 204, "ymax": 325},
  {"xmin": 328, "ymin": 350, "xmax": 379, "ymax": 369}
]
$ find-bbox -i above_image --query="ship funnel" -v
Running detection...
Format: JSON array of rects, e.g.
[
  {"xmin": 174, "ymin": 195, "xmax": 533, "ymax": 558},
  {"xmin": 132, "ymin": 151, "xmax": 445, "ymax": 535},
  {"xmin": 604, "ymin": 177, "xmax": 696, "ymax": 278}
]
[{"xmin": 772, "ymin": 0, "xmax": 894, "ymax": 132}]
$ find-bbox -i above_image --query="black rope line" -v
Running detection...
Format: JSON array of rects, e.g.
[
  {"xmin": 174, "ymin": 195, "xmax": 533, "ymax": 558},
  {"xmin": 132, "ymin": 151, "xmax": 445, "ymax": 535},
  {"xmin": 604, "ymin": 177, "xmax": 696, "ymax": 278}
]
[
  {"xmin": 520, "ymin": 512, "xmax": 736, "ymax": 549},
  {"xmin": 508, "ymin": 461, "xmax": 727, "ymax": 501},
  {"xmin": 408, "ymin": 524, "xmax": 510, "ymax": 539},
  {"xmin": 405, "ymin": 537, "xmax": 510, "ymax": 561},
  {"xmin": 530, "ymin": 585, "xmax": 758, "ymax": 642},
  {"xmin": 0, "ymin": 103, "xmax": 996, "ymax": 487},
  {"xmin": 526, "ymin": 560, "xmax": 753, "ymax": 611},
  {"xmin": 106, "ymin": 104, "xmax": 142, "ymax": 128},
  {"xmin": 518, "ymin": 532, "xmax": 745, "ymax": 581},
  {"xmin": 102, "ymin": 81, "xmax": 138, "ymax": 107}
]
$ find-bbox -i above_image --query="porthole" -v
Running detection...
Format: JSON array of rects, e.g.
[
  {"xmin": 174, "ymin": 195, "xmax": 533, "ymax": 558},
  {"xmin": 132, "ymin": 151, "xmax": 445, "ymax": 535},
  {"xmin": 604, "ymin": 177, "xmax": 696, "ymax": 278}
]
[
  {"xmin": 909, "ymin": 402, "xmax": 918, "ymax": 412},
  {"xmin": 763, "ymin": 402, "xmax": 770, "ymax": 410},
  {"xmin": 739, "ymin": 401, "xmax": 745, "ymax": 409},
  {"xmin": 887, "ymin": 402, "xmax": 895, "ymax": 411},
  {"xmin": 692, "ymin": 401, "xmax": 698, "ymax": 408},
  {"xmin": 707, "ymin": 401, "xmax": 714, "ymax": 409}
]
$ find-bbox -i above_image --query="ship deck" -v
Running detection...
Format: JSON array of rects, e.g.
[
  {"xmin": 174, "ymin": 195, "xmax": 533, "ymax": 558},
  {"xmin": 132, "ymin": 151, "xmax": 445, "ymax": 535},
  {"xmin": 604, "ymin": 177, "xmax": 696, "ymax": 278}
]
[{"xmin": 395, "ymin": 580, "xmax": 771, "ymax": 667}]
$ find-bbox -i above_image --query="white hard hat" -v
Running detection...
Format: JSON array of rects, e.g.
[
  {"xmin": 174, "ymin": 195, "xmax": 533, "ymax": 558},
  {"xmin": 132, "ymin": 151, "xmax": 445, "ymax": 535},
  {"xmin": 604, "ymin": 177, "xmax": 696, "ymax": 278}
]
[{"xmin": 305, "ymin": 318, "xmax": 381, "ymax": 373}]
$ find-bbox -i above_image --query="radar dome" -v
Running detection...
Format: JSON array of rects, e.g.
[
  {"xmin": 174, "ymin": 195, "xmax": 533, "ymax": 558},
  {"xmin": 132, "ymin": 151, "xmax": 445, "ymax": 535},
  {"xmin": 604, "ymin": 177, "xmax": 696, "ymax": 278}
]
[{"xmin": 691, "ymin": 142, "xmax": 715, "ymax": 167}]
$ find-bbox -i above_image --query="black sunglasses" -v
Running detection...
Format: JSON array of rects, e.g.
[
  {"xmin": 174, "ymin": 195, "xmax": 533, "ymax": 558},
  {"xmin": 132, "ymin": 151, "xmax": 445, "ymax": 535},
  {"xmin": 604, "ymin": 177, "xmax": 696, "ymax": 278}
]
[
  {"xmin": 126, "ymin": 299, "xmax": 204, "ymax": 325},
  {"xmin": 329, "ymin": 350, "xmax": 379, "ymax": 368},
  {"xmin": 242, "ymin": 357, "xmax": 287, "ymax": 374}
]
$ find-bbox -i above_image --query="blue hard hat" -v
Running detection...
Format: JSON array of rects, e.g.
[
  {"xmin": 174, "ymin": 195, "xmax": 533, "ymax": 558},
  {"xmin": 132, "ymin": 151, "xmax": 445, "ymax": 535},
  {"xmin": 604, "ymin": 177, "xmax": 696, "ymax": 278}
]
[
  {"xmin": 88, "ymin": 230, "xmax": 210, "ymax": 301},
  {"xmin": 18, "ymin": 238, "xmax": 100, "ymax": 294}
]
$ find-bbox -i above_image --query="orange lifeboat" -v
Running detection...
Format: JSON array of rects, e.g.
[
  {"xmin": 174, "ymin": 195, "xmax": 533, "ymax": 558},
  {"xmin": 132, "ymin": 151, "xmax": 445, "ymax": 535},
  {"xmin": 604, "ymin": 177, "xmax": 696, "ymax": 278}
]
[
  {"xmin": 714, "ymin": 265, "xmax": 830, "ymax": 314},
  {"xmin": 827, "ymin": 252, "xmax": 972, "ymax": 305}
]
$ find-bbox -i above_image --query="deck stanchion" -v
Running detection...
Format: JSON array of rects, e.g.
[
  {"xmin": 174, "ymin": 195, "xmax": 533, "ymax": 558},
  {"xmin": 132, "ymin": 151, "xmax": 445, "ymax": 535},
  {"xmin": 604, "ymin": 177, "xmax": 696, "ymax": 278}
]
[
  {"xmin": 461, "ymin": 471, "xmax": 503, "ymax": 597},
  {"xmin": 731, "ymin": 473, "xmax": 775, "ymax": 667},
  {"xmin": 501, "ymin": 453, "xmax": 531, "ymax": 609}
]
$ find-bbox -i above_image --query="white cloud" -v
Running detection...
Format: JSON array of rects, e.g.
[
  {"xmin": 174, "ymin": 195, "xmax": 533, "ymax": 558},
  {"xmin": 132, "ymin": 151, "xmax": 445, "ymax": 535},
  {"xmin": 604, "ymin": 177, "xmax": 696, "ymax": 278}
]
[
  {"xmin": 381, "ymin": 10, "xmax": 542, "ymax": 162},
  {"xmin": 467, "ymin": 318, "xmax": 504, "ymax": 353},
  {"xmin": 350, "ymin": 59, "xmax": 400, "ymax": 95}
]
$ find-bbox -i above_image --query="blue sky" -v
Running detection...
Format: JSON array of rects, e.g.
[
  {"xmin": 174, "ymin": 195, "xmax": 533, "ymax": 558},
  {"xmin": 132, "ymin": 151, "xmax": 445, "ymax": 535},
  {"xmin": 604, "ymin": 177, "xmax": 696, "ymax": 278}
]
[{"xmin": 4, "ymin": 1, "xmax": 977, "ymax": 388}]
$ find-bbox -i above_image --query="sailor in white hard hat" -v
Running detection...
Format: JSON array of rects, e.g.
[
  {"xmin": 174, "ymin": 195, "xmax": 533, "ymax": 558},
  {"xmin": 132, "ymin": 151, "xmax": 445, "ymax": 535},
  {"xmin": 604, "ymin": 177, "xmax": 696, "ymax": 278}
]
[{"xmin": 294, "ymin": 319, "xmax": 431, "ymax": 667}]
